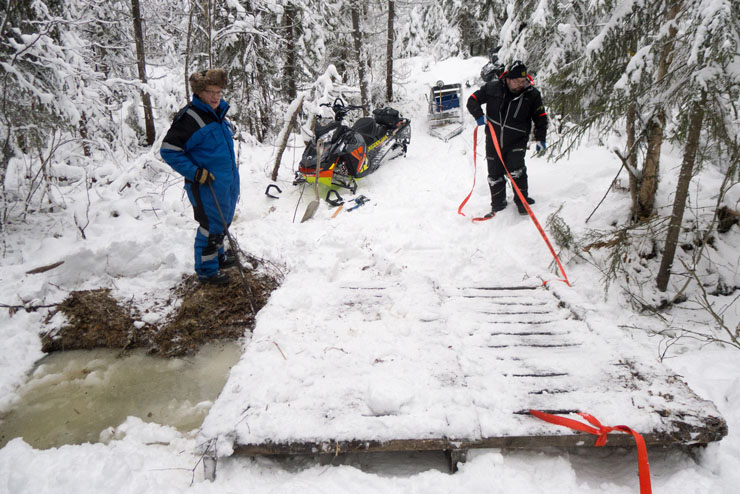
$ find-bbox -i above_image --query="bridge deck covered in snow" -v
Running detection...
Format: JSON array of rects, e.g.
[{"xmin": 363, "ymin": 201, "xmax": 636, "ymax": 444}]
[{"xmin": 199, "ymin": 274, "xmax": 727, "ymax": 462}]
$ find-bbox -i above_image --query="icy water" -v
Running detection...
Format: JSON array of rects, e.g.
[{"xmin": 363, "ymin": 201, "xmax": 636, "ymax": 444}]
[{"xmin": 0, "ymin": 342, "xmax": 242, "ymax": 449}]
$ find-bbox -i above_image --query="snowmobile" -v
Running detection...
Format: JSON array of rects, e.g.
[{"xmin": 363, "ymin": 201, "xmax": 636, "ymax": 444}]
[
  {"xmin": 294, "ymin": 98, "xmax": 411, "ymax": 205},
  {"xmin": 480, "ymin": 45, "xmax": 505, "ymax": 83},
  {"xmin": 465, "ymin": 45, "xmax": 505, "ymax": 88}
]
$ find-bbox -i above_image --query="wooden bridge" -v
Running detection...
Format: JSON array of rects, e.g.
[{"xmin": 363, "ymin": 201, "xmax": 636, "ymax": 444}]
[{"xmin": 198, "ymin": 274, "xmax": 726, "ymax": 471}]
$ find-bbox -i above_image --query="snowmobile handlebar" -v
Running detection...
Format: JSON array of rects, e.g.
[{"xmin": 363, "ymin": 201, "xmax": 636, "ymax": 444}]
[{"xmin": 320, "ymin": 98, "xmax": 364, "ymax": 122}]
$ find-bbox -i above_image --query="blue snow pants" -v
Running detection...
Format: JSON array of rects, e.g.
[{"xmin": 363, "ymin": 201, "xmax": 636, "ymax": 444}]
[{"xmin": 185, "ymin": 179, "xmax": 238, "ymax": 278}]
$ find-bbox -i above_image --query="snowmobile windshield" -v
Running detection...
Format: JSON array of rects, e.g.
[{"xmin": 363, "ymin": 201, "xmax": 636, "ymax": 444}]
[
  {"xmin": 317, "ymin": 128, "xmax": 340, "ymax": 147},
  {"xmin": 315, "ymin": 120, "xmax": 341, "ymax": 140}
]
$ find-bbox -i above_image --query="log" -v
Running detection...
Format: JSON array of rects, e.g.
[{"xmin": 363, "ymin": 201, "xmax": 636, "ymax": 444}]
[
  {"xmin": 271, "ymin": 92, "xmax": 305, "ymax": 181},
  {"xmin": 25, "ymin": 260, "xmax": 65, "ymax": 274}
]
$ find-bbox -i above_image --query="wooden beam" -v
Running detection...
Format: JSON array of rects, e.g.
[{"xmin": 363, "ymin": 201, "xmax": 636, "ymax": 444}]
[{"xmin": 232, "ymin": 417, "xmax": 727, "ymax": 457}]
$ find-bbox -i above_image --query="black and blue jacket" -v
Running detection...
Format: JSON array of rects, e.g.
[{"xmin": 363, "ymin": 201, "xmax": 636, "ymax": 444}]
[
  {"xmin": 160, "ymin": 95, "xmax": 240, "ymax": 232},
  {"xmin": 161, "ymin": 95, "xmax": 238, "ymax": 186}
]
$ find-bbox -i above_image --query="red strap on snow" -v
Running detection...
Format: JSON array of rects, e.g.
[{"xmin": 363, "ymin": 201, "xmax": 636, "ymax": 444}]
[
  {"xmin": 457, "ymin": 127, "xmax": 492, "ymax": 222},
  {"xmin": 486, "ymin": 120, "xmax": 571, "ymax": 286},
  {"xmin": 457, "ymin": 126, "xmax": 478, "ymax": 217},
  {"xmin": 530, "ymin": 410, "xmax": 652, "ymax": 494},
  {"xmin": 460, "ymin": 123, "xmax": 571, "ymax": 285}
]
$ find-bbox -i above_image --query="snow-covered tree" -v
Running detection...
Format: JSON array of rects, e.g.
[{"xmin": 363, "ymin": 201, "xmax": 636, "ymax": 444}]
[
  {"xmin": 524, "ymin": 0, "xmax": 738, "ymax": 221},
  {"xmin": 653, "ymin": 0, "xmax": 739, "ymax": 291},
  {"xmin": 513, "ymin": 0, "xmax": 739, "ymax": 295},
  {"xmin": 430, "ymin": 3, "xmax": 460, "ymax": 60},
  {"xmin": 1, "ymin": 1, "xmax": 119, "ymax": 226},
  {"xmin": 0, "ymin": 0, "xmax": 189, "ymax": 230},
  {"xmin": 395, "ymin": 4, "xmax": 428, "ymax": 58},
  {"xmin": 453, "ymin": 0, "xmax": 504, "ymax": 57}
]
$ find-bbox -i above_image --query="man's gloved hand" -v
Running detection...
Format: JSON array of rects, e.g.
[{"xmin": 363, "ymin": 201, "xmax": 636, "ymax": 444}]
[
  {"xmin": 535, "ymin": 141, "xmax": 547, "ymax": 156},
  {"xmin": 476, "ymin": 115, "xmax": 486, "ymax": 126},
  {"xmin": 194, "ymin": 167, "xmax": 215, "ymax": 184}
]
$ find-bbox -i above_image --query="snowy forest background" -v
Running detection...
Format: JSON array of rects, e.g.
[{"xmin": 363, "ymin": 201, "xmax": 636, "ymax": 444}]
[{"xmin": 1, "ymin": 0, "xmax": 739, "ymax": 328}]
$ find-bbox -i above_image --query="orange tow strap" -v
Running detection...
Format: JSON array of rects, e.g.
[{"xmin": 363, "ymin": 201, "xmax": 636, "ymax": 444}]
[
  {"xmin": 459, "ymin": 123, "xmax": 571, "ymax": 286},
  {"xmin": 457, "ymin": 126, "xmax": 490, "ymax": 221},
  {"xmin": 530, "ymin": 410, "xmax": 652, "ymax": 494}
]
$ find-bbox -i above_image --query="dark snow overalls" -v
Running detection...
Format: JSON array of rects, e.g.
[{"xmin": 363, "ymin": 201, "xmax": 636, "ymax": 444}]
[{"xmin": 467, "ymin": 79, "xmax": 548, "ymax": 210}]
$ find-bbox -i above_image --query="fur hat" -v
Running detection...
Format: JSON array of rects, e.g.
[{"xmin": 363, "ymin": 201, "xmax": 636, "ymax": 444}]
[{"xmin": 189, "ymin": 68, "xmax": 228, "ymax": 94}]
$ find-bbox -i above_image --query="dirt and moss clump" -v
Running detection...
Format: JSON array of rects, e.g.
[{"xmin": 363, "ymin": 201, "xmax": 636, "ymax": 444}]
[{"xmin": 42, "ymin": 256, "xmax": 282, "ymax": 357}]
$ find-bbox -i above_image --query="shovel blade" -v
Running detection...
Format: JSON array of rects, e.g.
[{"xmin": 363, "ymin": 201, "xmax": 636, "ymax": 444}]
[{"xmin": 300, "ymin": 200, "xmax": 319, "ymax": 223}]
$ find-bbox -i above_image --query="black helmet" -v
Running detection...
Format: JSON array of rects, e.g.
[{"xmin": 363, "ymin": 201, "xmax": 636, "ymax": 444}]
[
  {"xmin": 505, "ymin": 60, "xmax": 528, "ymax": 79},
  {"xmin": 481, "ymin": 61, "xmax": 505, "ymax": 82}
]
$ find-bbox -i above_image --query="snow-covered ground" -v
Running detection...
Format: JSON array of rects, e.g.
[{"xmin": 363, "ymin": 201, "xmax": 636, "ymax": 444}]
[{"xmin": 1, "ymin": 56, "xmax": 739, "ymax": 493}]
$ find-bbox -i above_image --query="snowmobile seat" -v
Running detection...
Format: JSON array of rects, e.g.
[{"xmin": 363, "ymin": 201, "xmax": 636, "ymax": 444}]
[{"xmin": 352, "ymin": 117, "xmax": 386, "ymax": 145}]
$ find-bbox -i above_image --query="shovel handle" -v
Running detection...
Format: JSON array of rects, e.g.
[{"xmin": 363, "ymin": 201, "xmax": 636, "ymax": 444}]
[{"xmin": 313, "ymin": 140, "xmax": 323, "ymax": 201}]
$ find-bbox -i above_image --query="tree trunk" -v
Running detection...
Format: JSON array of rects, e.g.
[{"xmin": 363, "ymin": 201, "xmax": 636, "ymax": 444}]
[
  {"xmin": 205, "ymin": 0, "xmax": 212, "ymax": 67},
  {"xmin": 259, "ymin": 66, "xmax": 271, "ymax": 142},
  {"xmin": 272, "ymin": 93, "xmax": 305, "ymax": 181},
  {"xmin": 656, "ymin": 93, "xmax": 706, "ymax": 291},
  {"xmin": 131, "ymin": 0, "xmax": 156, "ymax": 146},
  {"xmin": 351, "ymin": 3, "xmax": 369, "ymax": 115},
  {"xmin": 626, "ymin": 102, "xmax": 639, "ymax": 213},
  {"xmin": 185, "ymin": 1, "xmax": 195, "ymax": 101},
  {"xmin": 283, "ymin": 2, "xmax": 297, "ymax": 101},
  {"xmin": 457, "ymin": 7, "xmax": 472, "ymax": 57},
  {"xmin": 385, "ymin": 0, "xmax": 394, "ymax": 103},
  {"xmin": 0, "ymin": 126, "xmax": 10, "ymax": 232},
  {"xmin": 633, "ymin": 0, "xmax": 680, "ymax": 220},
  {"xmin": 638, "ymin": 112, "xmax": 664, "ymax": 219},
  {"xmin": 79, "ymin": 112, "xmax": 91, "ymax": 157}
]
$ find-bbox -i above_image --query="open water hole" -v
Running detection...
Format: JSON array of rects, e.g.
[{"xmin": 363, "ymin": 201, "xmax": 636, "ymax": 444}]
[{"xmin": 0, "ymin": 342, "xmax": 242, "ymax": 449}]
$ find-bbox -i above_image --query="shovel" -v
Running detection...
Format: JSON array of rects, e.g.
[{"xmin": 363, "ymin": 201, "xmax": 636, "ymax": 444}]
[
  {"xmin": 207, "ymin": 181, "xmax": 256, "ymax": 314},
  {"xmin": 300, "ymin": 139, "xmax": 323, "ymax": 223}
]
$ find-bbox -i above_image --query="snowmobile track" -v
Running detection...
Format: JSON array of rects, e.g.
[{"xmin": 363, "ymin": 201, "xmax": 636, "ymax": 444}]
[{"xmin": 199, "ymin": 278, "xmax": 727, "ymax": 469}]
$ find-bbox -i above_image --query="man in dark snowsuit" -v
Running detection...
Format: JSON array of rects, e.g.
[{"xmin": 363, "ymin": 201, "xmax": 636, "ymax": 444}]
[
  {"xmin": 160, "ymin": 69, "xmax": 240, "ymax": 285},
  {"xmin": 466, "ymin": 60, "xmax": 548, "ymax": 216}
]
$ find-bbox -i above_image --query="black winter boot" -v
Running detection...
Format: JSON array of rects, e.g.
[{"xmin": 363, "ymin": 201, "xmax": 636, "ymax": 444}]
[
  {"xmin": 510, "ymin": 168, "xmax": 532, "ymax": 215},
  {"xmin": 488, "ymin": 176, "xmax": 507, "ymax": 213},
  {"xmin": 219, "ymin": 250, "xmax": 237, "ymax": 269},
  {"xmin": 199, "ymin": 271, "xmax": 231, "ymax": 285},
  {"xmin": 515, "ymin": 197, "xmax": 535, "ymax": 215}
]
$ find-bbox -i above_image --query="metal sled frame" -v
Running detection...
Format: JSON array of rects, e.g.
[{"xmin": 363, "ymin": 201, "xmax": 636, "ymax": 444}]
[{"xmin": 428, "ymin": 82, "xmax": 464, "ymax": 142}]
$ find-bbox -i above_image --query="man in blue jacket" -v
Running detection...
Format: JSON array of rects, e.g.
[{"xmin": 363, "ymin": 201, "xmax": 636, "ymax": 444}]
[
  {"xmin": 467, "ymin": 60, "xmax": 548, "ymax": 217},
  {"xmin": 160, "ymin": 69, "xmax": 239, "ymax": 285}
]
